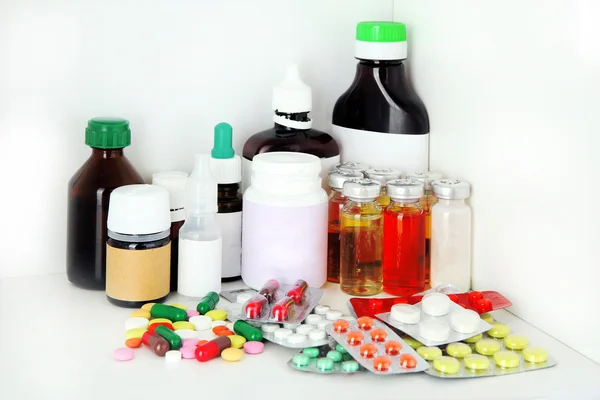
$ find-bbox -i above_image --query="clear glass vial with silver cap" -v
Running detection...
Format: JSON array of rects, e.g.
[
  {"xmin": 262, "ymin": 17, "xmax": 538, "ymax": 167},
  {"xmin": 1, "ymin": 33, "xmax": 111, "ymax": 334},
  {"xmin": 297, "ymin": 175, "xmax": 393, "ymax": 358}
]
[
  {"xmin": 383, "ymin": 179, "xmax": 426, "ymax": 295},
  {"xmin": 340, "ymin": 178, "xmax": 383, "ymax": 296},
  {"xmin": 335, "ymin": 161, "xmax": 370, "ymax": 176},
  {"xmin": 430, "ymin": 179, "xmax": 472, "ymax": 292},
  {"xmin": 364, "ymin": 167, "xmax": 403, "ymax": 207},
  {"xmin": 407, "ymin": 171, "xmax": 443, "ymax": 284},
  {"xmin": 327, "ymin": 169, "xmax": 364, "ymax": 283}
]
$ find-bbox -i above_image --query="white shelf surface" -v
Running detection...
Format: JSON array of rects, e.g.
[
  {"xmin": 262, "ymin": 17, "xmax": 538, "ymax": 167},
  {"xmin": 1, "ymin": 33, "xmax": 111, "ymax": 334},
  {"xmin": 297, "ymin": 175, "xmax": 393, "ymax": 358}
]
[{"xmin": 0, "ymin": 274, "xmax": 598, "ymax": 399}]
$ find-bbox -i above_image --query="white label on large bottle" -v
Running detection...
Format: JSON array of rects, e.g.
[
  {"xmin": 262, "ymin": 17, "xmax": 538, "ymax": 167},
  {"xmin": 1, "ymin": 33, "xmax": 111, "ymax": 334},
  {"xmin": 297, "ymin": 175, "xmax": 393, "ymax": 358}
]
[
  {"xmin": 331, "ymin": 125, "xmax": 429, "ymax": 172},
  {"xmin": 178, "ymin": 237, "xmax": 222, "ymax": 297},
  {"xmin": 216, "ymin": 212, "xmax": 242, "ymax": 279}
]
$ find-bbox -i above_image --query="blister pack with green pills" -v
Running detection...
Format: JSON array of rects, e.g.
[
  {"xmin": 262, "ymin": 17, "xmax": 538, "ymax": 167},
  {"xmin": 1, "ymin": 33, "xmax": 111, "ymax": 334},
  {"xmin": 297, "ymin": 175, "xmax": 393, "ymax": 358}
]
[
  {"xmin": 288, "ymin": 344, "xmax": 365, "ymax": 374},
  {"xmin": 422, "ymin": 315, "xmax": 557, "ymax": 379}
]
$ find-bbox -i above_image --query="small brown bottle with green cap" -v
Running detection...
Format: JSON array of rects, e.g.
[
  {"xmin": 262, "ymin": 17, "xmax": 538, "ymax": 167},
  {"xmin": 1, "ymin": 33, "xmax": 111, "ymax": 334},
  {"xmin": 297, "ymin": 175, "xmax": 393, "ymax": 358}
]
[{"xmin": 66, "ymin": 118, "xmax": 144, "ymax": 290}]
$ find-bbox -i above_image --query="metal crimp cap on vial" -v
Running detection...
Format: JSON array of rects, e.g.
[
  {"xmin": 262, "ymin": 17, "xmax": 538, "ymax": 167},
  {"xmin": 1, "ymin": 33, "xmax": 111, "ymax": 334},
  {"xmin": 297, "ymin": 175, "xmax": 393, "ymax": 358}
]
[
  {"xmin": 328, "ymin": 169, "xmax": 364, "ymax": 190},
  {"xmin": 387, "ymin": 179, "xmax": 424, "ymax": 200},
  {"xmin": 342, "ymin": 178, "xmax": 381, "ymax": 200},
  {"xmin": 407, "ymin": 171, "xmax": 443, "ymax": 190},
  {"xmin": 432, "ymin": 179, "xmax": 471, "ymax": 200},
  {"xmin": 365, "ymin": 168, "xmax": 403, "ymax": 185},
  {"xmin": 335, "ymin": 161, "xmax": 370, "ymax": 174}
]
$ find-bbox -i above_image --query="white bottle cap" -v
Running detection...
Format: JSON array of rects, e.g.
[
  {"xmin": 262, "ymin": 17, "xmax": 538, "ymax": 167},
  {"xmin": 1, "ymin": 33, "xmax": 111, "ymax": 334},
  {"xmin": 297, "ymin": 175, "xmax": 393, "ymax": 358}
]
[
  {"xmin": 450, "ymin": 309, "xmax": 481, "ymax": 334},
  {"xmin": 107, "ymin": 184, "xmax": 171, "ymax": 235},
  {"xmin": 391, "ymin": 304, "xmax": 421, "ymax": 324},
  {"xmin": 432, "ymin": 179, "xmax": 471, "ymax": 200},
  {"xmin": 272, "ymin": 64, "xmax": 312, "ymax": 129},
  {"xmin": 152, "ymin": 171, "xmax": 188, "ymax": 222},
  {"xmin": 422, "ymin": 293, "xmax": 451, "ymax": 316},
  {"xmin": 250, "ymin": 152, "xmax": 322, "ymax": 195},
  {"xmin": 186, "ymin": 154, "xmax": 218, "ymax": 215}
]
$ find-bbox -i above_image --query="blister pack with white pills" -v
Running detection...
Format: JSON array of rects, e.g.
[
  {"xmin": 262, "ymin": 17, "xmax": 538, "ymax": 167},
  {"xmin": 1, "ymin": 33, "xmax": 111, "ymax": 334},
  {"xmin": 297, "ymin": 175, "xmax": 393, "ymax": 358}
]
[
  {"xmin": 422, "ymin": 314, "xmax": 557, "ymax": 378},
  {"xmin": 260, "ymin": 322, "xmax": 331, "ymax": 348},
  {"xmin": 325, "ymin": 316, "xmax": 429, "ymax": 375},
  {"xmin": 288, "ymin": 344, "xmax": 365, "ymax": 374},
  {"xmin": 376, "ymin": 293, "xmax": 493, "ymax": 346}
]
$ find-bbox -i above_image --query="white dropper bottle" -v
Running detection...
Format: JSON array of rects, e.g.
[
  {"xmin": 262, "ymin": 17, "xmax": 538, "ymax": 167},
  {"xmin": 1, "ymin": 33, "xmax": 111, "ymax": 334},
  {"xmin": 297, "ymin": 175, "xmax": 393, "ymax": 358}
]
[{"xmin": 178, "ymin": 154, "xmax": 222, "ymax": 297}]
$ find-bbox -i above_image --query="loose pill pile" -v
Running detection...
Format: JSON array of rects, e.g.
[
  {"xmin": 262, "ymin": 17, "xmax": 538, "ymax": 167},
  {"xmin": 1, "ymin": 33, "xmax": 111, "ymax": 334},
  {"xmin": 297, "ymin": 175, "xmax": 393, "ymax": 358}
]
[{"xmin": 288, "ymin": 344, "xmax": 364, "ymax": 374}]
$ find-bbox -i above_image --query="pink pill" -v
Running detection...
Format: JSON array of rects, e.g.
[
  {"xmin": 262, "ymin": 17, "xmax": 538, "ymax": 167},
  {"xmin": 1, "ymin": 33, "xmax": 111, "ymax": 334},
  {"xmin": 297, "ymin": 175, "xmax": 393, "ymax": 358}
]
[
  {"xmin": 183, "ymin": 338, "xmax": 198, "ymax": 347},
  {"xmin": 180, "ymin": 345, "xmax": 197, "ymax": 359},
  {"xmin": 113, "ymin": 347, "xmax": 135, "ymax": 361},
  {"xmin": 187, "ymin": 310, "xmax": 200, "ymax": 318},
  {"xmin": 244, "ymin": 341, "xmax": 264, "ymax": 355}
]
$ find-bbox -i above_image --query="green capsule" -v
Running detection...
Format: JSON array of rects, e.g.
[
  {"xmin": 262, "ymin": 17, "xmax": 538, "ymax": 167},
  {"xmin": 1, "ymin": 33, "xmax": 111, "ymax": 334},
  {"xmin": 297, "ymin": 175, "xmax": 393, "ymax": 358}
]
[
  {"xmin": 155, "ymin": 325, "xmax": 182, "ymax": 350},
  {"xmin": 233, "ymin": 320, "xmax": 263, "ymax": 342},
  {"xmin": 302, "ymin": 347, "xmax": 320, "ymax": 358},
  {"xmin": 197, "ymin": 292, "xmax": 220, "ymax": 315},
  {"xmin": 150, "ymin": 304, "xmax": 188, "ymax": 322},
  {"xmin": 342, "ymin": 360, "xmax": 360, "ymax": 373},
  {"xmin": 326, "ymin": 350, "xmax": 343, "ymax": 363}
]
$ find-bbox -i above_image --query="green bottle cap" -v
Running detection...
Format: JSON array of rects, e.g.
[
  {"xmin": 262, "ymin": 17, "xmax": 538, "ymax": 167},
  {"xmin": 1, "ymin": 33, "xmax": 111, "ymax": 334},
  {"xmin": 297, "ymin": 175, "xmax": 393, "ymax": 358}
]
[
  {"xmin": 211, "ymin": 122, "xmax": 235, "ymax": 159},
  {"xmin": 356, "ymin": 21, "xmax": 407, "ymax": 43},
  {"xmin": 85, "ymin": 117, "xmax": 131, "ymax": 149}
]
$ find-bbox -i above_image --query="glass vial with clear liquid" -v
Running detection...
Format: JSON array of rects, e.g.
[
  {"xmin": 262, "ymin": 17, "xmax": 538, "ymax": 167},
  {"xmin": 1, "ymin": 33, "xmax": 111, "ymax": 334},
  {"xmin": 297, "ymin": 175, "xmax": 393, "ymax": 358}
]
[
  {"xmin": 364, "ymin": 167, "xmax": 403, "ymax": 207},
  {"xmin": 383, "ymin": 179, "xmax": 426, "ymax": 295},
  {"xmin": 340, "ymin": 178, "xmax": 383, "ymax": 296},
  {"xmin": 407, "ymin": 171, "xmax": 442, "ymax": 285},
  {"xmin": 327, "ymin": 169, "xmax": 363, "ymax": 283},
  {"xmin": 430, "ymin": 179, "xmax": 472, "ymax": 292}
]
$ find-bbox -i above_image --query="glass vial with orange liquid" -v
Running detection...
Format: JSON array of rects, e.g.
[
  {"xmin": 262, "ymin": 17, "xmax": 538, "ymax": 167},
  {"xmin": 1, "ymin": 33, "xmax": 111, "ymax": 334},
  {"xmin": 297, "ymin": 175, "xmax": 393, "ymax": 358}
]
[
  {"xmin": 327, "ymin": 169, "xmax": 364, "ymax": 283},
  {"xmin": 340, "ymin": 178, "xmax": 383, "ymax": 295},
  {"xmin": 382, "ymin": 179, "xmax": 426, "ymax": 295},
  {"xmin": 364, "ymin": 168, "xmax": 402, "ymax": 207},
  {"xmin": 407, "ymin": 171, "xmax": 442, "ymax": 285}
]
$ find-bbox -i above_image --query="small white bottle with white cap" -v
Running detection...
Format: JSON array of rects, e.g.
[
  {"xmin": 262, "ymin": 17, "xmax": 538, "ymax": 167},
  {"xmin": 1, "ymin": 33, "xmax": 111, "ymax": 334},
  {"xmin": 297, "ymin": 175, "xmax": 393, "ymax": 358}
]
[
  {"xmin": 430, "ymin": 179, "xmax": 472, "ymax": 292},
  {"xmin": 178, "ymin": 154, "xmax": 222, "ymax": 297}
]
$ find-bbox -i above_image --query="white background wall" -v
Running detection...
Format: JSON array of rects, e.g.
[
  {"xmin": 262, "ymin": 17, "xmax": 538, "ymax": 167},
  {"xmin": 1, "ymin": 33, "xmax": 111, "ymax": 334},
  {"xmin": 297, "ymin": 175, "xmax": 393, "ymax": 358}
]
[
  {"xmin": 0, "ymin": 0, "xmax": 392, "ymax": 277},
  {"xmin": 394, "ymin": 0, "xmax": 600, "ymax": 363}
]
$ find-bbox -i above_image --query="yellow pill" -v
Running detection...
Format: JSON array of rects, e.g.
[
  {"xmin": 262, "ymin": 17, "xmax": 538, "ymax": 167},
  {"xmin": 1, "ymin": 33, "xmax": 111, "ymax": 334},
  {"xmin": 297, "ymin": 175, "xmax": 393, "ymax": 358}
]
[
  {"xmin": 416, "ymin": 346, "xmax": 442, "ymax": 361},
  {"xmin": 221, "ymin": 347, "xmax": 244, "ymax": 362},
  {"xmin": 475, "ymin": 339, "xmax": 501, "ymax": 356},
  {"xmin": 403, "ymin": 337, "xmax": 423, "ymax": 350},
  {"xmin": 480, "ymin": 313, "xmax": 494, "ymax": 324},
  {"xmin": 148, "ymin": 318, "xmax": 172, "ymax": 325},
  {"xmin": 125, "ymin": 328, "xmax": 147, "ymax": 340},
  {"xmin": 494, "ymin": 351, "xmax": 520, "ymax": 368},
  {"xmin": 433, "ymin": 356, "xmax": 460, "ymax": 374},
  {"xmin": 446, "ymin": 343, "xmax": 472, "ymax": 358},
  {"xmin": 141, "ymin": 303, "xmax": 156, "ymax": 311},
  {"xmin": 130, "ymin": 309, "xmax": 151, "ymax": 319},
  {"xmin": 487, "ymin": 323, "xmax": 510, "ymax": 338},
  {"xmin": 229, "ymin": 335, "xmax": 247, "ymax": 349},
  {"xmin": 170, "ymin": 304, "xmax": 187, "ymax": 310},
  {"xmin": 464, "ymin": 334, "xmax": 482, "ymax": 344},
  {"xmin": 464, "ymin": 354, "xmax": 491, "ymax": 370},
  {"xmin": 522, "ymin": 347, "xmax": 548, "ymax": 363},
  {"xmin": 503, "ymin": 334, "xmax": 529, "ymax": 350},
  {"xmin": 173, "ymin": 321, "xmax": 195, "ymax": 331},
  {"xmin": 205, "ymin": 310, "xmax": 227, "ymax": 321}
]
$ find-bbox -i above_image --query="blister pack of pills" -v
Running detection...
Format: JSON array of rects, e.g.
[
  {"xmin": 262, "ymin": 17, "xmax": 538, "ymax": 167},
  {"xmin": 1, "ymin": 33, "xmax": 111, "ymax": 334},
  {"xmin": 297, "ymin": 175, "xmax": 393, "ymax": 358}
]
[
  {"xmin": 288, "ymin": 344, "xmax": 366, "ymax": 374},
  {"xmin": 421, "ymin": 315, "xmax": 557, "ymax": 378},
  {"xmin": 376, "ymin": 293, "xmax": 493, "ymax": 346},
  {"xmin": 325, "ymin": 316, "xmax": 429, "ymax": 375}
]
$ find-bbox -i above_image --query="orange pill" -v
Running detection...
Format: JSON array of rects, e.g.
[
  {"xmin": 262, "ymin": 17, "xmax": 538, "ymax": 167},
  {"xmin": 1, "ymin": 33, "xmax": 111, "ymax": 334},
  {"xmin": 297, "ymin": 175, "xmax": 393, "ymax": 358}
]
[
  {"xmin": 217, "ymin": 330, "xmax": 235, "ymax": 337},
  {"xmin": 359, "ymin": 343, "xmax": 378, "ymax": 358},
  {"xmin": 197, "ymin": 340, "xmax": 208, "ymax": 346},
  {"xmin": 347, "ymin": 331, "xmax": 364, "ymax": 346},
  {"xmin": 370, "ymin": 328, "xmax": 388, "ymax": 342},
  {"xmin": 385, "ymin": 341, "xmax": 402, "ymax": 356},
  {"xmin": 400, "ymin": 353, "xmax": 417, "ymax": 368},
  {"xmin": 333, "ymin": 319, "xmax": 350, "ymax": 333},
  {"xmin": 125, "ymin": 338, "xmax": 142, "ymax": 348},
  {"xmin": 213, "ymin": 326, "xmax": 229, "ymax": 334},
  {"xmin": 357, "ymin": 316, "xmax": 374, "ymax": 331},
  {"xmin": 373, "ymin": 356, "xmax": 392, "ymax": 372}
]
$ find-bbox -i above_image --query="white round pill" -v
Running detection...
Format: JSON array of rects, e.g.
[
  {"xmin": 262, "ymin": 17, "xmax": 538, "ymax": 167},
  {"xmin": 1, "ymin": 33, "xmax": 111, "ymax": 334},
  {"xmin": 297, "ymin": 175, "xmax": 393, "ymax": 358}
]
[
  {"xmin": 165, "ymin": 350, "xmax": 182, "ymax": 363},
  {"xmin": 211, "ymin": 320, "xmax": 227, "ymax": 328},
  {"xmin": 236, "ymin": 292, "xmax": 253, "ymax": 304},
  {"xmin": 419, "ymin": 320, "xmax": 450, "ymax": 342},
  {"xmin": 450, "ymin": 309, "xmax": 480, "ymax": 333},
  {"xmin": 175, "ymin": 329, "xmax": 197, "ymax": 340},
  {"xmin": 284, "ymin": 323, "xmax": 300, "ymax": 330},
  {"xmin": 391, "ymin": 304, "xmax": 421, "ymax": 324},
  {"xmin": 287, "ymin": 333, "xmax": 308, "ymax": 344},
  {"xmin": 422, "ymin": 293, "xmax": 451, "ymax": 316},
  {"xmin": 326, "ymin": 310, "xmax": 344, "ymax": 321},
  {"xmin": 261, "ymin": 323, "xmax": 279, "ymax": 333},
  {"xmin": 226, "ymin": 322, "xmax": 235, "ymax": 331},
  {"xmin": 314, "ymin": 305, "xmax": 331, "ymax": 315},
  {"xmin": 308, "ymin": 329, "xmax": 327, "ymax": 340},
  {"xmin": 274, "ymin": 328, "xmax": 293, "ymax": 340},
  {"xmin": 295, "ymin": 324, "xmax": 314, "ymax": 335},
  {"xmin": 305, "ymin": 314, "xmax": 323, "ymax": 326},
  {"xmin": 125, "ymin": 317, "xmax": 149, "ymax": 331},
  {"xmin": 316, "ymin": 319, "xmax": 332, "ymax": 330},
  {"xmin": 189, "ymin": 315, "xmax": 212, "ymax": 331},
  {"xmin": 341, "ymin": 316, "xmax": 356, "ymax": 322}
]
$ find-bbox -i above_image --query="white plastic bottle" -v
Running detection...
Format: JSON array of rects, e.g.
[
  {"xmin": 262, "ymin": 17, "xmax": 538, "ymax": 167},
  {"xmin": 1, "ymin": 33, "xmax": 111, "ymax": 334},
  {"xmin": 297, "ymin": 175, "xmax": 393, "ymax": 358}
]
[
  {"xmin": 242, "ymin": 152, "xmax": 328, "ymax": 289},
  {"xmin": 178, "ymin": 154, "xmax": 222, "ymax": 297},
  {"xmin": 430, "ymin": 179, "xmax": 472, "ymax": 292}
]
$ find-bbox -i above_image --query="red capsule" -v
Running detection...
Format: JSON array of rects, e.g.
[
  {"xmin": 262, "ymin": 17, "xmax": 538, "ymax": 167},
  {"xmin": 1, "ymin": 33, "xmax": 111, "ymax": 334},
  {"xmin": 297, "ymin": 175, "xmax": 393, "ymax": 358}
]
[
  {"xmin": 245, "ymin": 295, "xmax": 268, "ymax": 319},
  {"xmin": 271, "ymin": 296, "xmax": 295, "ymax": 322},
  {"xmin": 195, "ymin": 337, "xmax": 231, "ymax": 362},
  {"xmin": 258, "ymin": 279, "xmax": 280, "ymax": 304},
  {"xmin": 286, "ymin": 280, "xmax": 309, "ymax": 305}
]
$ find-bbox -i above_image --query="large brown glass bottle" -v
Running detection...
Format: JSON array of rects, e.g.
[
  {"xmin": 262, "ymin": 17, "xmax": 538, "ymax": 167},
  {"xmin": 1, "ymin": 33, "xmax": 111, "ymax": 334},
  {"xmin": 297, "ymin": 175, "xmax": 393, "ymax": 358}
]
[{"xmin": 66, "ymin": 118, "xmax": 144, "ymax": 290}]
